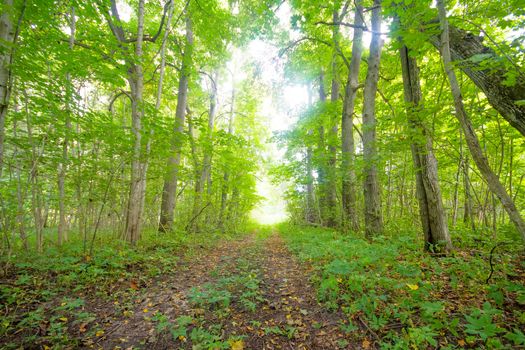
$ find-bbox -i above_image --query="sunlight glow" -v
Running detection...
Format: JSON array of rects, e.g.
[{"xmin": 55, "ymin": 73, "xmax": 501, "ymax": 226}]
[
  {"xmin": 250, "ymin": 177, "xmax": 289, "ymax": 224},
  {"xmin": 116, "ymin": 0, "xmax": 132, "ymax": 22}
]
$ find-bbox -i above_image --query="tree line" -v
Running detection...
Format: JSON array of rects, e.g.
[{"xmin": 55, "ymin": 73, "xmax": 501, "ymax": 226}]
[
  {"xmin": 0, "ymin": 0, "xmax": 281, "ymax": 253},
  {"xmin": 275, "ymin": 0, "xmax": 524, "ymax": 253}
]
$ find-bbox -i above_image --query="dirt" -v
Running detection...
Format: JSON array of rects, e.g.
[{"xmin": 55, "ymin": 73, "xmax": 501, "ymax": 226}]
[{"xmin": 85, "ymin": 232, "xmax": 356, "ymax": 349}]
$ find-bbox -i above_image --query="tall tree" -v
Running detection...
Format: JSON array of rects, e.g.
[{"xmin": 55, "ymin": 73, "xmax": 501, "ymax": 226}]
[
  {"xmin": 341, "ymin": 0, "xmax": 363, "ymax": 232},
  {"xmin": 190, "ymin": 71, "xmax": 218, "ymax": 232},
  {"xmin": 159, "ymin": 13, "xmax": 193, "ymax": 232},
  {"xmin": 437, "ymin": 0, "xmax": 525, "ymax": 242},
  {"xmin": 0, "ymin": 0, "xmax": 24, "ymax": 179},
  {"xmin": 104, "ymin": 0, "xmax": 158, "ymax": 243},
  {"xmin": 362, "ymin": 0, "xmax": 383, "ymax": 237},
  {"xmin": 398, "ymin": 39, "xmax": 452, "ymax": 252},
  {"xmin": 57, "ymin": 6, "xmax": 75, "ymax": 245}
]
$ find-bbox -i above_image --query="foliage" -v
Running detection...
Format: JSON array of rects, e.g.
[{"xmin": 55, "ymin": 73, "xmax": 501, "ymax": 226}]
[{"xmin": 280, "ymin": 223, "xmax": 525, "ymax": 348}]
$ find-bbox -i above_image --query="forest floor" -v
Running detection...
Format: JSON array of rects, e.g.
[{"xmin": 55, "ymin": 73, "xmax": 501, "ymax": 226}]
[
  {"xmin": 94, "ymin": 231, "xmax": 352, "ymax": 349},
  {"xmin": 2, "ymin": 225, "xmax": 524, "ymax": 349},
  {"xmin": 1, "ymin": 229, "xmax": 356, "ymax": 350}
]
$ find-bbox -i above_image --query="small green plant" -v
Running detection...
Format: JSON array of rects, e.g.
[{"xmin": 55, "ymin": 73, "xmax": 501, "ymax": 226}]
[
  {"xmin": 464, "ymin": 303, "xmax": 504, "ymax": 341},
  {"xmin": 188, "ymin": 285, "xmax": 232, "ymax": 310}
]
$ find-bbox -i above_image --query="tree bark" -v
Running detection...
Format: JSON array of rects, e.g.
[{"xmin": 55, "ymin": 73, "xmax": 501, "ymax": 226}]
[
  {"xmin": 324, "ymin": 10, "xmax": 341, "ymax": 228},
  {"xmin": 0, "ymin": 0, "xmax": 24, "ymax": 179},
  {"xmin": 57, "ymin": 6, "xmax": 75, "ymax": 245},
  {"xmin": 191, "ymin": 71, "xmax": 218, "ymax": 232},
  {"xmin": 0, "ymin": 0, "xmax": 14, "ymax": 180},
  {"xmin": 398, "ymin": 40, "xmax": 452, "ymax": 253},
  {"xmin": 437, "ymin": 0, "xmax": 525, "ymax": 242},
  {"xmin": 123, "ymin": 0, "xmax": 146, "ymax": 244},
  {"xmin": 429, "ymin": 24, "xmax": 525, "ymax": 137},
  {"xmin": 12, "ymin": 103, "xmax": 27, "ymax": 250},
  {"xmin": 463, "ymin": 155, "xmax": 475, "ymax": 229},
  {"xmin": 317, "ymin": 72, "xmax": 328, "ymax": 226},
  {"xmin": 362, "ymin": 0, "xmax": 383, "ymax": 237},
  {"xmin": 219, "ymin": 85, "xmax": 234, "ymax": 229},
  {"xmin": 24, "ymin": 91, "xmax": 43, "ymax": 252},
  {"xmin": 159, "ymin": 13, "xmax": 193, "ymax": 232},
  {"xmin": 341, "ymin": 1, "xmax": 363, "ymax": 232},
  {"xmin": 305, "ymin": 84, "xmax": 316, "ymax": 223}
]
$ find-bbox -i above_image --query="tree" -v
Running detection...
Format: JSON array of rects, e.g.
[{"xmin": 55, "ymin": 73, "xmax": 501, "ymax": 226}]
[
  {"xmin": 437, "ymin": 0, "xmax": 525, "ymax": 242},
  {"xmin": 159, "ymin": 12, "xmax": 193, "ymax": 233},
  {"xmin": 362, "ymin": 0, "xmax": 383, "ymax": 237},
  {"xmin": 341, "ymin": 0, "xmax": 363, "ymax": 232},
  {"xmin": 398, "ymin": 37, "xmax": 452, "ymax": 252}
]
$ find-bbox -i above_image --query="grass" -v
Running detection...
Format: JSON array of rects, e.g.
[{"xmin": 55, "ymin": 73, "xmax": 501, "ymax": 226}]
[
  {"xmin": 0, "ymin": 227, "xmax": 242, "ymax": 349},
  {"xmin": 278, "ymin": 223, "xmax": 525, "ymax": 349}
]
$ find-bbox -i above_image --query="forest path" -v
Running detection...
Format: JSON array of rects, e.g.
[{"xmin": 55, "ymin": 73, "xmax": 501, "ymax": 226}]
[{"xmin": 94, "ymin": 231, "xmax": 352, "ymax": 349}]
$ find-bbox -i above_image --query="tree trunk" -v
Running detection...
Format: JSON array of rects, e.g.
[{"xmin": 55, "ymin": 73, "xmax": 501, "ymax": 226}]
[
  {"xmin": 341, "ymin": 0, "xmax": 363, "ymax": 232},
  {"xmin": 219, "ymin": 85, "xmax": 235, "ymax": 229},
  {"xmin": 159, "ymin": 13, "xmax": 193, "ymax": 232},
  {"xmin": 24, "ymin": 91, "xmax": 43, "ymax": 252},
  {"xmin": 317, "ymin": 72, "xmax": 328, "ymax": 226},
  {"xmin": 12, "ymin": 107, "xmax": 27, "ymax": 250},
  {"xmin": 324, "ymin": 10, "xmax": 341, "ymax": 228},
  {"xmin": 437, "ymin": 0, "xmax": 525, "ymax": 242},
  {"xmin": 463, "ymin": 155, "xmax": 475, "ymax": 229},
  {"xmin": 305, "ymin": 84, "xmax": 317, "ymax": 223},
  {"xmin": 452, "ymin": 132, "xmax": 463, "ymax": 226},
  {"xmin": 398, "ymin": 40, "xmax": 452, "ymax": 253},
  {"xmin": 0, "ymin": 0, "xmax": 14, "ymax": 179},
  {"xmin": 57, "ymin": 6, "xmax": 75, "ymax": 245},
  {"xmin": 191, "ymin": 72, "xmax": 217, "ymax": 232},
  {"xmin": 123, "ymin": 0, "xmax": 146, "ymax": 244},
  {"xmin": 362, "ymin": 0, "xmax": 383, "ymax": 237},
  {"xmin": 429, "ymin": 24, "xmax": 525, "ymax": 137}
]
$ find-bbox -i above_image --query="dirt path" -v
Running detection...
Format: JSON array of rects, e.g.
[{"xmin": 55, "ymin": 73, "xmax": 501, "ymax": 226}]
[{"xmin": 91, "ymin": 232, "xmax": 352, "ymax": 349}]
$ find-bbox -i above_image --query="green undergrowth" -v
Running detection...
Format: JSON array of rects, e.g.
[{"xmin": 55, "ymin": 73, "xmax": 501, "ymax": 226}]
[
  {"xmin": 153, "ymin": 242, "xmax": 265, "ymax": 349},
  {"xmin": 279, "ymin": 223, "xmax": 525, "ymax": 349},
  {"xmin": 0, "ymin": 227, "xmax": 245, "ymax": 349}
]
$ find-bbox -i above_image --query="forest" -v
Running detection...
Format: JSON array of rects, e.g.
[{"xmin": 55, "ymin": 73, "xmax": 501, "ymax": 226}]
[{"xmin": 0, "ymin": 0, "xmax": 524, "ymax": 349}]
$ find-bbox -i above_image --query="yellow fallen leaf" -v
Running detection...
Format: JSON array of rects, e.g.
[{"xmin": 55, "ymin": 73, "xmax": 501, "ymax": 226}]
[
  {"xmin": 178, "ymin": 335, "xmax": 186, "ymax": 342},
  {"xmin": 143, "ymin": 308, "xmax": 149, "ymax": 313},
  {"xmin": 458, "ymin": 339, "xmax": 466, "ymax": 347},
  {"xmin": 362, "ymin": 339, "xmax": 371, "ymax": 349},
  {"xmin": 230, "ymin": 339, "xmax": 244, "ymax": 350},
  {"xmin": 95, "ymin": 330, "xmax": 104, "ymax": 337},
  {"xmin": 406, "ymin": 283, "xmax": 419, "ymax": 290},
  {"xmin": 59, "ymin": 317, "xmax": 68, "ymax": 322}
]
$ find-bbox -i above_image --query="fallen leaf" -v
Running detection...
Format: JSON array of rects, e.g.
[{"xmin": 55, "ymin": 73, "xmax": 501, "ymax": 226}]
[
  {"xmin": 230, "ymin": 339, "xmax": 244, "ymax": 350},
  {"xmin": 95, "ymin": 330, "xmax": 105, "ymax": 337},
  {"xmin": 458, "ymin": 339, "xmax": 466, "ymax": 347},
  {"xmin": 362, "ymin": 338, "xmax": 371, "ymax": 349},
  {"xmin": 406, "ymin": 283, "xmax": 419, "ymax": 290}
]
